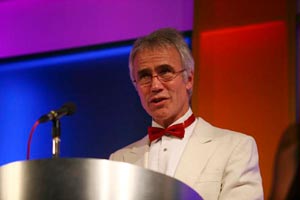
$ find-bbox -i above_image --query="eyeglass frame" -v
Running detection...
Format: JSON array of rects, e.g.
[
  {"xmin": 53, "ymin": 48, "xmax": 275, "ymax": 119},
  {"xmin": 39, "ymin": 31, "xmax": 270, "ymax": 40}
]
[{"xmin": 133, "ymin": 68, "xmax": 186, "ymax": 86}]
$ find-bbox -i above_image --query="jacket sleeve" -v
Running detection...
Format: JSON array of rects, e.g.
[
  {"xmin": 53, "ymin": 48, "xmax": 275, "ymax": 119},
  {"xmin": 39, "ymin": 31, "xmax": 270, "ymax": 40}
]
[{"xmin": 218, "ymin": 136, "xmax": 264, "ymax": 200}]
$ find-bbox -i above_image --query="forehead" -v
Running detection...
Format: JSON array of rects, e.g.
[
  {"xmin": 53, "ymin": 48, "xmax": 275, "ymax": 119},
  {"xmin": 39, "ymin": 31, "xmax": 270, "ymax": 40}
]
[{"xmin": 133, "ymin": 46, "xmax": 181, "ymax": 71}]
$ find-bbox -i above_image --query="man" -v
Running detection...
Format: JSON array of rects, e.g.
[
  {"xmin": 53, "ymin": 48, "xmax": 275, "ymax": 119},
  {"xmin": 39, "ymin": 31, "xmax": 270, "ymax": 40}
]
[{"xmin": 110, "ymin": 28, "xmax": 263, "ymax": 200}]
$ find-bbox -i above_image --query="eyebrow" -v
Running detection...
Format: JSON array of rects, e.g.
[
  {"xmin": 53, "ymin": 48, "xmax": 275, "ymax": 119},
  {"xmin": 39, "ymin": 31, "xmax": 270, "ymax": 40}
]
[
  {"xmin": 137, "ymin": 68, "xmax": 152, "ymax": 76},
  {"xmin": 156, "ymin": 64, "xmax": 174, "ymax": 70},
  {"xmin": 137, "ymin": 64, "xmax": 174, "ymax": 73}
]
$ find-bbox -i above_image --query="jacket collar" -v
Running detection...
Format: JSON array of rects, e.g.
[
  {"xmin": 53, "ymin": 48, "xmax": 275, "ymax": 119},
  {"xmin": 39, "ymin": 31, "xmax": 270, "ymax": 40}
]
[
  {"xmin": 123, "ymin": 117, "xmax": 218, "ymax": 173},
  {"xmin": 174, "ymin": 117, "xmax": 218, "ymax": 185}
]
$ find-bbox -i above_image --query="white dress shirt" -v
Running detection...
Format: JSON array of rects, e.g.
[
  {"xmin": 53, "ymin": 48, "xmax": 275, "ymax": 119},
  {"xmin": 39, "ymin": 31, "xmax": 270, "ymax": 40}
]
[{"xmin": 146, "ymin": 108, "xmax": 197, "ymax": 177}]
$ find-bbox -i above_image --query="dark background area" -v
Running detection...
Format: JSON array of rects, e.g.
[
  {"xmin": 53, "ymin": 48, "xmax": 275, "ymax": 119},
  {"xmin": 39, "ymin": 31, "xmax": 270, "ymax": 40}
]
[{"xmin": 0, "ymin": 42, "xmax": 154, "ymax": 166}]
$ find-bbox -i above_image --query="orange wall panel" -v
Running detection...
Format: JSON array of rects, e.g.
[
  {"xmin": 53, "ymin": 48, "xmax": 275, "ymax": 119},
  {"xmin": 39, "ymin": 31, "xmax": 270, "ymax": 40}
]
[{"xmin": 194, "ymin": 21, "xmax": 291, "ymax": 197}]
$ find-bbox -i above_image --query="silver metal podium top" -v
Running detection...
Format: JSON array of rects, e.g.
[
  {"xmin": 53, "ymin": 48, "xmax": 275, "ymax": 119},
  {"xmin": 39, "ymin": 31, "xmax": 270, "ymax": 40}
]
[{"xmin": 0, "ymin": 158, "xmax": 202, "ymax": 200}]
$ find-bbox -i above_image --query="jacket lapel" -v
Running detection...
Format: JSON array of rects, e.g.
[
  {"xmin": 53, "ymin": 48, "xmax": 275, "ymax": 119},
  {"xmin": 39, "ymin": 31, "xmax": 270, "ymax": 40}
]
[
  {"xmin": 123, "ymin": 136, "xmax": 150, "ymax": 167},
  {"xmin": 175, "ymin": 118, "xmax": 218, "ymax": 186}
]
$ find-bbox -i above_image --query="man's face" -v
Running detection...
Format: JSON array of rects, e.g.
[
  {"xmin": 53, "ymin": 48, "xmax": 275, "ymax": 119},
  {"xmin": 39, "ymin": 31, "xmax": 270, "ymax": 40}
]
[{"xmin": 132, "ymin": 46, "xmax": 193, "ymax": 127}]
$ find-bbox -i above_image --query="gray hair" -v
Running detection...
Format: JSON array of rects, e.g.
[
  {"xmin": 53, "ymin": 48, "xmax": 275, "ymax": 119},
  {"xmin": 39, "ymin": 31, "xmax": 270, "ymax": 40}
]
[{"xmin": 128, "ymin": 28, "xmax": 194, "ymax": 97}]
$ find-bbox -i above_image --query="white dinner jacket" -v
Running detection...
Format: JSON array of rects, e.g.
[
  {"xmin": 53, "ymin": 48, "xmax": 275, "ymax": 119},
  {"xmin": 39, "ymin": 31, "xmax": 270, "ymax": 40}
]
[{"xmin": 109, "ymin": 117, "xmax": 264, "ymax": 200}]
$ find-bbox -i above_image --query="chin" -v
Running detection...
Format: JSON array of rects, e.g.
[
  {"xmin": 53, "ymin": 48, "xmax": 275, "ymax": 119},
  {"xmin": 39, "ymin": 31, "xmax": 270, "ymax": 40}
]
[{"xmin": 150, "ymin": 111, "xmax": 171, "ymax": 121}]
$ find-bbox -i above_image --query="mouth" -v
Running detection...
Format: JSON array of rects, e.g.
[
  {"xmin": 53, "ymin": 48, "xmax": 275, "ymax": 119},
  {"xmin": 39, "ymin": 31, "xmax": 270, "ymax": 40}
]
[{"xmin": 150, "ymin": 97, "xmax": 168, "ymax": 104}]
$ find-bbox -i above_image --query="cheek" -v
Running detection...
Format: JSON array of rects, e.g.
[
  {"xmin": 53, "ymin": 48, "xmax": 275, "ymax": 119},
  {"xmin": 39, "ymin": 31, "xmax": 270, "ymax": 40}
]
[
  {"xmin": 137, "ymin": 88, "xmax": 148, "ymax": 105},
  {"xmin": 172, "ymin": 83, "xmax": 190, "ymax": 101}
]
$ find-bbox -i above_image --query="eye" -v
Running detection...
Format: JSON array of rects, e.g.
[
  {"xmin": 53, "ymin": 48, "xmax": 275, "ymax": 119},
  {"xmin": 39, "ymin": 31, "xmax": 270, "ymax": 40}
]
[
  {"xmin": 137, "ymin": 70, "xmax": 151, "ymax": 81},
  {"xmin": 157, "ymin": 65, "xmax": 175, "ymax": 76}
]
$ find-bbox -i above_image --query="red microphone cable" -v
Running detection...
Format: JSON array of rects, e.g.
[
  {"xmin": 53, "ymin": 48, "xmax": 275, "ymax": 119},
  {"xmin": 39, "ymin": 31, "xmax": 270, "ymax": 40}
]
[{"xmin": 26, "ymin": 120, "xmax": 40, "ymax": 160}]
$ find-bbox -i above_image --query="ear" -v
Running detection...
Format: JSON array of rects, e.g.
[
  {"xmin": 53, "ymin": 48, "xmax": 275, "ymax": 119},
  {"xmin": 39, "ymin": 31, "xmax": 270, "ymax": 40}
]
[{"xmin": 185, "ymin": 70, "xmax": 194, "ymax": 90}]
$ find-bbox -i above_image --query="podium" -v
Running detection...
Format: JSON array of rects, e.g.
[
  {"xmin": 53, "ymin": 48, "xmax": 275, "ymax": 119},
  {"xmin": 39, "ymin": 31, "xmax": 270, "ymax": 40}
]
[{"xmin": 0, "ymin": 158, "xmax": 202, "ymax": 200}]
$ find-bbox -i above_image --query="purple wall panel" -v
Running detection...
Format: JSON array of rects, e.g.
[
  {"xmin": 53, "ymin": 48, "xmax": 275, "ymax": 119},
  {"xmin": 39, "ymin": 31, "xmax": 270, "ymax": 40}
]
[{"xmin": 0, "ymin": 0, "xmax": 193, "ymax": 58}]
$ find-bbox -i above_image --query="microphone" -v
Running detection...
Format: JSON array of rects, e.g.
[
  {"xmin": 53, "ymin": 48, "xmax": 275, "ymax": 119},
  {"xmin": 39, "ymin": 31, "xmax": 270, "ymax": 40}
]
[{"xmin": 38, "ymin": 102, "xmax": 77, "ymax": 123}]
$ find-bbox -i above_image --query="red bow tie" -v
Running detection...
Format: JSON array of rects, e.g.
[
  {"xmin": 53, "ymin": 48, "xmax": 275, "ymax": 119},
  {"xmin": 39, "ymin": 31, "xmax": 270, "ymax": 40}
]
[{"xmin": 148, "ymin": 114, "xmax": 196, "ymax": 142}]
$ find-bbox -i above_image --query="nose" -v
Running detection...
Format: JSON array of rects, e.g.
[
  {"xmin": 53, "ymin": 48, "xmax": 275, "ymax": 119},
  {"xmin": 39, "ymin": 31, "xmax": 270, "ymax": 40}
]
[{"xmin": 150, "ymin": 75, "xmax": 164, "ymax": 92}]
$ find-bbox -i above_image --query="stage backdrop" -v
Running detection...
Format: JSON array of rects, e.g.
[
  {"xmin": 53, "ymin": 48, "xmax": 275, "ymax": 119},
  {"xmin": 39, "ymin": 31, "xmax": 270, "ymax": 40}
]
[
  {"xmin": 0, "ymin": 35, "xmax": 191, "ymax": 166},
  {"xmin": 0, "ymin": 0, "xmax": 193, "ymax": 58},
  {"xmin": 192, "ymin": 0, "xmax": 297, "ymax": 198},
  {"xmin": 0, "ymin": 43, "xmax": 150, "ymax": 165},
  {"xmin": 0, "ymin": 0, "xmax": 193, "ymax": 166}
]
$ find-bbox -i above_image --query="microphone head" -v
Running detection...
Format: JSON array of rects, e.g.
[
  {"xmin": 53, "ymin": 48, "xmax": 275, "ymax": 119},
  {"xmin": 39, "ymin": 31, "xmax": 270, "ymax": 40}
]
[
  {"xmin": 38, "ymin": 102, "xmax": 77, "ymax": 123},
  {"xmin": 62, "ymin": 102, "xmax": 77, "ymax": 116}
]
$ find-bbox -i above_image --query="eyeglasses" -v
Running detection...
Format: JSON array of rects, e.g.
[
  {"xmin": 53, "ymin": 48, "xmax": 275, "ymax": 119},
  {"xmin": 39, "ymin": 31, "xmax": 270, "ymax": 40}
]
[{"xmin": 134, "ymin": 68, "xmax": 186, "ymax": 86}]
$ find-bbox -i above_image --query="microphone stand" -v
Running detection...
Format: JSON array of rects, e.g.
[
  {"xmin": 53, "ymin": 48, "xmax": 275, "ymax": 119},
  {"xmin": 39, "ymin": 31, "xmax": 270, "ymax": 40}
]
[{"xmin": 52, "ymin": 118, "xmax": 61, "ymax": 158}]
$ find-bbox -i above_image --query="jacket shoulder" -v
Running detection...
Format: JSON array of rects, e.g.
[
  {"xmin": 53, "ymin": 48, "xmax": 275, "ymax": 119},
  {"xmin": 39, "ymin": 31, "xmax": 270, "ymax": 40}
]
[
  {"xmin": 195, "ymin": 117, "xmax": 256, "ymax": 144},
  {"xmin": 109, "ymin": 135, "xmax": 148, "ymax": 161}
]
